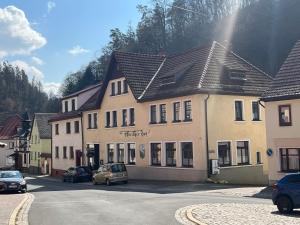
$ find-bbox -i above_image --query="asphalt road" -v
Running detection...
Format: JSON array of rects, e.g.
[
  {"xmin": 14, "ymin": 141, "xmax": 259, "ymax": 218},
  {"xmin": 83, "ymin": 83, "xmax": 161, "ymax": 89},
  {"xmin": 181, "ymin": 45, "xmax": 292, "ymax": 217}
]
[{"xmin": 27, "ymin": 177, "xmax": 271, "ymax": 225}]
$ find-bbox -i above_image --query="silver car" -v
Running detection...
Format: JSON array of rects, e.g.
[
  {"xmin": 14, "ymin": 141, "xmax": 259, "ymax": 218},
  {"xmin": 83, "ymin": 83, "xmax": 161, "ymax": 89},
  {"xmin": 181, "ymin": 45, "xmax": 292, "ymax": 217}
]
[{"xmin": 92, "ymin": 163, "xmax": 128, "ymax": 186}]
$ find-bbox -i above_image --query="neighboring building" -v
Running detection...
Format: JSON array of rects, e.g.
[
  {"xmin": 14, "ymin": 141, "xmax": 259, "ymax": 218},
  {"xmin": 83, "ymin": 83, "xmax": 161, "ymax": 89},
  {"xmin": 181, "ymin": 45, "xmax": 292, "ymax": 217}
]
[
  {"xmin": 82, "ymin": 41, "xmax": 272, "ymax": 184},
  {"xmin": 29, "ymin": 113, "xmax": 56, "ymax": 174},
  {"xmin": 0, "ymin": 114, "xmax": 22, "ymax": 169},
  {"xmin": 49, "ymin": 84, "xmax": 101, "ymax": 176},
  {"xmin": 261, "ymin": 40, "xmax": 300, "ymax": 184}
]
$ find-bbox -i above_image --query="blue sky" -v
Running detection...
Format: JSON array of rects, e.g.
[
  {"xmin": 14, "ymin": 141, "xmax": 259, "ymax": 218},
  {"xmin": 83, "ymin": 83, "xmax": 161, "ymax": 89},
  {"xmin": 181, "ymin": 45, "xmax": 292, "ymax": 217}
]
[{"xmin": 0, "ymin": 0, "xmax": 148, "ymax": 94}]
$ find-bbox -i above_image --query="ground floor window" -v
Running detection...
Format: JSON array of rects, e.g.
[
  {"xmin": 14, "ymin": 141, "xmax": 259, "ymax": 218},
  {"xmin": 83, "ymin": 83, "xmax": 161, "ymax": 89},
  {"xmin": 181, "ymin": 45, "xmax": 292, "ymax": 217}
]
[
  {"xmin": 280, "ymin": 148, "xmax": 300, "ymax": 172},
  {"xmin": 166, "ymin": 142, "xmax": 176, "ymax": 167},
  {"xmin": 237, "ymin": 141, "xmax": 249, "ymax": 165},
  {"xmin": 107, "ymin": 144, "xmax": 114, "ymax": 163},
  {"xmin": 127, "ymin": 143, "xmax": 136, "ymax": 165},
  {"xmin": 182, "ymin": 142, "xmax": 193, "ymax": 167},
  {"xmin": 117, "ymin": 143, "xmax": 125, "ymax": 163},
  {"xmin": 218, "ymin": 142, "xmax": 231, "ymax": 166},
  {"xmin": 151, "ymin": 143, "xmax": 161, "ymax": 166}
]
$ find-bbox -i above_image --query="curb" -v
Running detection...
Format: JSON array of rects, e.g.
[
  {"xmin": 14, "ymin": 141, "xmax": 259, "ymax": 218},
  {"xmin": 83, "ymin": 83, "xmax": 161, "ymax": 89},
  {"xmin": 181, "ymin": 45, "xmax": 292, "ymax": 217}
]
[
  {"xmin": 9, "ymin": 193, "xmax": 35, "ymax": 225},
  {"xmin": 175, "ymin": 205, "xmax": 206, "ymax": 225},
  {"xmin": 186, "ymin": 207, "xmax": 206, "ymax": 225}
]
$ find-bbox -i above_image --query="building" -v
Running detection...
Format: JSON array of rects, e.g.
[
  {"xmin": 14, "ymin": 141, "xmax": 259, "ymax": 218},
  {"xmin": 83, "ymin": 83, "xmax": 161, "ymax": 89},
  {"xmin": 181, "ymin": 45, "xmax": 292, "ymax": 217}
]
[
  {"xmin": 0, "ymin": 113, "xmax": 22, "ymax": 169},
  {"xmin": 82, "ymin": 41, "xmax": 272, "ymax": 184},
  {"xmin": 49, "ymin": 84, "xmax": 102, "ymax": 176},
  {"xmin": 29, "ymin": 113, "xmax": 56, "ymax": 174},
  {"xmin": 261, "ymin": 40, "xmax": 300, "ymax": 184}
]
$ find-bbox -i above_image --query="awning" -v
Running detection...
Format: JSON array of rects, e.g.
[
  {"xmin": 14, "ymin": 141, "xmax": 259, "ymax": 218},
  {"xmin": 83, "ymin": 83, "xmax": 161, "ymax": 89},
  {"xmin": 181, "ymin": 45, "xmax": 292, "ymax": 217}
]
[{"xmin": 0, "ymin": 142, "xmax": 7, "ymax": 148}]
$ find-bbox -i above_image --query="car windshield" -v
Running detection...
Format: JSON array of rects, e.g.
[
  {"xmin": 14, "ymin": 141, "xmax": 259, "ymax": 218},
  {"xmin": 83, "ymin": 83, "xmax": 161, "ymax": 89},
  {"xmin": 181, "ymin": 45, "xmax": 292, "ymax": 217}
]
[
  {"xmin": 0, "ymin": 171, "xmax": 22, "ymax": 178},
  {"xmin": 110, "ymin": 164, "xmax": 126, "ymax": 173}
]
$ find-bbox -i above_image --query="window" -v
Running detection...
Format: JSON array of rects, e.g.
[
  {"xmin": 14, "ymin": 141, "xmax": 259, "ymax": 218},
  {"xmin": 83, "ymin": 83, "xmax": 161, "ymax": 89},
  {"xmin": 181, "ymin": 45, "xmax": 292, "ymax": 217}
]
[
  {"xmin": 107, "ymin": 144, "xmax": 114, "ymax": 163},
  {"xmin": 218, "ymin": 142, "xmax": 231, "ymax": 166},
  {"xmin": 280, "ymin": 148, "xmax": 300, "ymax": 172},
  {"xmin": 64, "ymin": 101, "xmax": 68, "ymax": 112},
  {"xmin": 123, "ymin": 80, "xmax": 128, "ymax": 93},
  {"xmin": 117, "ymin": 143, "xmax": 125, "ymax": 163},
  {"xmin": 88, "ymin": 114, "xmax": 92, "ymax": 129},
  {"xmin": 252, "ymin": 101, "xmax": 260, "ymax": 121},
  {"xmin": 128, "ymin": 143, "xmax": 136, "ymax": 165},
  {"xmin": 159, "ymin": 104, "xmax": 167, "ymax": 123},
  {"xmin": 34, "ymin": 152, "xmax": 37, "ymax": 160},
  {"xmin": 55, "ymin": 124, "xmax": 59, "ymax": 135},
  {"xmin": 35, "ymin": 135, "xmax": 37, "ymax": 144},
  {"xmin": 122, "ymin": 109, "xmax": 127, "ymax": 126},
  {"xmin": 112, "ymin": 111, "xmax": 117, "ymax": 127},
  {"xmin": 117, "ymin": 81, "xmax": 122, "ymax": 95},
  {"xmin": 256, "ymin": 152, "xmax": 261, "ymax": 164},
  {"xmin": 235, "ymin": 101, "xmax": 243, "ymax": 121},
  {"xmin": 166, "ymin": 142, "xmax": 176, "ymax": 167},
  {"xmin": 184, "ymin": 100, "xmax": 192, "ymax": 121},
  {"xmin": 237, "ymin": 141, "xmax": 249, "ymax": 165},
  {"xmin": 106, "ymin": 112, "xmax": 111, "ymax": 128},
  {"xmin": 63, "ymin": 146, "xmax": 67, "ymax": 159},
  {"xmin": 71, "ymin": 99, "xmax": 75, "ymax": 111},
  {"xmin": 111, "ymin": 82, "xmax": 116, "ymax": 96},
  {"xmin": 173, "ymin": 102, "xmax": 181, "ymax": 122},
  {"xmin": 287, "ymin": 175, "xmax": 300, "ymax": 184},
  {"xmin": 151, "ymin": 143, "xmax": 161, "ymax": 166},
  {"xmin": 74, "ymin": 121, "xmax": 80, "ymax": 133},
  {"xmin": 66, "ymin": 122, "xmax": 71, "ymax": 134},
  {"xmin": 182, "ymin": 142, "xmax": 193, "ymax": 167},
  {"xmin": 55, "ymin": 147, "xmax": 59, "ymax": 158},
  {"xmin": 150, "ymin": 105, "xmax": 157, "ymax": 124},
  {"xmin": 70, "ymin": 147, "xmax": 74, "ymax": 159},
  {"xmin": 9, "ymin": 142, "xmax": 14, "ymax": 149},
  {"xmin": 93, "ymin": 113, "xmax": 98, "ymax": 128},
  {"xmin": 279, "ymin": 105, "xmax": 292, "ymax": 126},
  {"xmin": 129, "ymin": 108, "xmax": 135, "ymax": 126}
]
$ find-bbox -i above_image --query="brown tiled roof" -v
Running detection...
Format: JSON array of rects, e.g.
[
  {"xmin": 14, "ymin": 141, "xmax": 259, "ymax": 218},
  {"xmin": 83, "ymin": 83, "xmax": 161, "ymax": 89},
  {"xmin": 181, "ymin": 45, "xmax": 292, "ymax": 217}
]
[
  {"xmin": 62, "ymin": 83, "xmax": 102, "ymax": 100},
  {"xmin": 0, "ymin": 115, "xmax": 22, "ymax": 139},
  {"xmin": 34, "ymin": 113, "xmax": 57, "ymax": 139},
  {"xmin": 262, "ymin": 40, "xmax": 300, "ymax": 101},
  {"xmin": 78, "ymin": 85, "xmax": 103, "ymax": 111},
  {"xmin": 48, "ymin": 111, "xmax": 81, "ymax": 123}
]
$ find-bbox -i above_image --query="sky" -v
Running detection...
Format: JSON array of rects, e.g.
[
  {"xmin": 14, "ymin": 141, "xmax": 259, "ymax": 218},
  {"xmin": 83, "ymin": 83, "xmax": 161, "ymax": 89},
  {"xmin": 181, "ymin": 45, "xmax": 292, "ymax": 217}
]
[{"xmin": 0, "ymin": 0, "xmax": 148, "ymax": 95}]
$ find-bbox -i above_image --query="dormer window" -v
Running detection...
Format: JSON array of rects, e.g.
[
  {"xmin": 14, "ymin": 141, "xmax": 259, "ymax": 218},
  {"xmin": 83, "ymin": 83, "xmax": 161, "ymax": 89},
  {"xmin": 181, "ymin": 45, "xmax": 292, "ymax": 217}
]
[
  {"xmin": 229, "ymin": 70, "xmax": 247, "ymax": 81},
  {"xmin": 71, "ymin": 99, "xmax": 76, "ymax": 111},
  {"xmin": 123, "ymin": 80, "xmax": 128, "ymax": 93},
  {"xmin": 64, "ymin": 101, "xmax": 69, "ymax": 112},
  {"xmin": 111, "ymin": 83, "xmax": 116, "ymax": 96},
  {"xmin": 160, "ymin": 76, "xmax": 176, "ymax": 86},
  {"xmin": 117, "ymin": 81, "xmax": 122, "ymax": 95}
]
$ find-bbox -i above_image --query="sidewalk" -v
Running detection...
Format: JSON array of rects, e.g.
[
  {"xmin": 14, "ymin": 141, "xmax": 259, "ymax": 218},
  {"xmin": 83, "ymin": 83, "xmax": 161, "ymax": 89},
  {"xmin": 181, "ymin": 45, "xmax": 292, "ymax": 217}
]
[{"xmin": 0, "ymin": 194, "xmax": 25, "ymax": 225}]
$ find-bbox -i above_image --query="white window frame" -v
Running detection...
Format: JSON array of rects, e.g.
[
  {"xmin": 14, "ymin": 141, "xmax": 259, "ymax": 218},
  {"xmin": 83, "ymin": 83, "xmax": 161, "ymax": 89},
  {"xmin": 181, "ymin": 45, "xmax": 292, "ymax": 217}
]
[
  {"xmin": 235, "ymin": 139, "xmax": 251, "ymax": 165},
  {"xmin": 216, "ymin": 140, "xmax": 233, "ymax": 166},
  {"xmin": 234, "ymin": 99, "xmax": 245, "ymax": 122}
]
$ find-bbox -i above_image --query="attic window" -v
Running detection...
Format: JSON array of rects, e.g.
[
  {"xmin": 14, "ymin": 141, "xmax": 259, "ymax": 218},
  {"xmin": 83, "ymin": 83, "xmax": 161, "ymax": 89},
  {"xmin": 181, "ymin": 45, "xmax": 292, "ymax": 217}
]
[
  {"xmin": 160, "ymin": 76, "xmax": 176, "ymax": 86},
  {"xmin": 229, "ymin": 71, "xmax": 247, "ymax": 81}
]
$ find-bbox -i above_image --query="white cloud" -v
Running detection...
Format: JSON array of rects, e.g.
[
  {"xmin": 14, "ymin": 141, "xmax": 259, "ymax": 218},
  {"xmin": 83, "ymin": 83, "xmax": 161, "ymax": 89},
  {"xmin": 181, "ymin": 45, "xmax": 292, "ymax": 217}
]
[
  {"xmin": 43, "ymin": 82, "xmax": 61, "ymax": 96},
  {"xmin": 31, "ymin": 56, "xmax": 44, "ymax": 65},
  {"xmin": 47, "ymin": 1, "xmax": 56, "ymax": 13},
  {"xmin": 0, "ymin": 6, "xmax": 47, "ymax": 58},
  {"xmin": 11, "ymin": 60, "xmax": 44, "ymax": 80},
  {"xmin": 68, "ymin": 45, "xmax": 90, "ymax": 56}
]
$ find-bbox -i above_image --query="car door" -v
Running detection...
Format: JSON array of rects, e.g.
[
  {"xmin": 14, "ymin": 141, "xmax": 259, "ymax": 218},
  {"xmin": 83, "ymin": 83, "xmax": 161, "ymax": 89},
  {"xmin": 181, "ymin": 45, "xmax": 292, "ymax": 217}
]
[
  {"xmin": 95, "ymin": 166, "xmax": 104, "ymax": 183},
  {"xmin": 287, "ymin": 174, "xmax": 300, "ymax": 206}
]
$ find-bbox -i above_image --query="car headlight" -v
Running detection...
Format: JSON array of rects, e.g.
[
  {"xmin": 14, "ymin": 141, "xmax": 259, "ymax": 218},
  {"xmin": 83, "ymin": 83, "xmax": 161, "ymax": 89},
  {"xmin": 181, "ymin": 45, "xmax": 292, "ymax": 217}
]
[{"xmin": 20, "ymin": 180, "xmax": 26, "ymax": 185}]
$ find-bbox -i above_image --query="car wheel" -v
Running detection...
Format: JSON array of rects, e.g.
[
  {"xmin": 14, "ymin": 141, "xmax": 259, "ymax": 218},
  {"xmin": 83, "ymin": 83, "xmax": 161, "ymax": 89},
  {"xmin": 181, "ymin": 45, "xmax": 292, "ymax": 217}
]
[
  {"xmin": 277, "ymin": 196, "xmax": 293, "ymax": 214},
  {"xmin": 21, "ymin": 188, "xmax": 27, "ymax": 193},
  {"xmin": 106, "ymin": 179, "xmax": 111, "ymax": 186},
  {"xmin": 92, "ymin": 179, "xmax": 98, "ymax": 185}
]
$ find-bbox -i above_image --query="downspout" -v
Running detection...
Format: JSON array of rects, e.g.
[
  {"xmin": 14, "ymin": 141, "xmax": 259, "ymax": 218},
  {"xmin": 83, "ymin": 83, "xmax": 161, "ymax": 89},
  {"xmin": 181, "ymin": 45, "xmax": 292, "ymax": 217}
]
[
  {"xmin": 258, "ymin": 99, "xmax": 265, "ymax": 108},
  {"xmin": 204, "ymin": 94, "xmax": 210, "ymax": 178},
  {"xmin": 80, "ymin": 112, "xmax": 85, "ymax": 166}
]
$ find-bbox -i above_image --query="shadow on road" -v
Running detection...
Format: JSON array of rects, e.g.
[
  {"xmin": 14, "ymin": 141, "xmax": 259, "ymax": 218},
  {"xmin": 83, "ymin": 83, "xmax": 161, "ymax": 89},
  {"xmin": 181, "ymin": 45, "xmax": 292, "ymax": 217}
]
[
  {"xmin": 26, "ymin": 176, "xmax": 265, "ymax": 195},
  {"xmin": 271, "ymin": 210, "xmax": 300, "ymax": 218}
]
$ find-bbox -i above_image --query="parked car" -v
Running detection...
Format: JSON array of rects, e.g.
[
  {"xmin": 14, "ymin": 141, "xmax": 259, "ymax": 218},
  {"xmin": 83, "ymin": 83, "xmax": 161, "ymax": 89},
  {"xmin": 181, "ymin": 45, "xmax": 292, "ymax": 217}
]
[
  {"xmin": 92, "ymin": 163, "xmax": 128, "ymax": 186},
  {"xmin": 62, "ymin": 166, "xmax": 92, "ymax": 183},
  {"xmin": 0, "ymin": 170, "xmax": 27, "ymax": 193},
  {"xmin": 272, "ymin": 173, "xmax": 300, "ymax": 213}
]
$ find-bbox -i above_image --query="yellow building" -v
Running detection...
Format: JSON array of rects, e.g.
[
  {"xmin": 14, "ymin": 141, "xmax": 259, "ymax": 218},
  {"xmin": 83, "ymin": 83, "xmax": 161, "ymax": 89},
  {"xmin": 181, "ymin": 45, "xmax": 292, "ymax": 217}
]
[
  {"xmin": 261, "ymin": 40, "xmax": 300, "ymax": 184},
  {"xmin": 29, "ymin": 113, "xmax": 56, "ymax": 174},
  {"xmin": 82, "ymin": 41, "xmax": 272, "ymax": 184}
]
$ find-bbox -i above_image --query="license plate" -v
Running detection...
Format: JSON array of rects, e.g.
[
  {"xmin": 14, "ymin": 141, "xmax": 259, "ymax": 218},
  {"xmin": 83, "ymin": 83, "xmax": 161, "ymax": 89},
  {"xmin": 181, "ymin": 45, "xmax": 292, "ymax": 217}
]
[{"xmin": 9, "ymin": 185, "xmax": 17, "ymax": 189}]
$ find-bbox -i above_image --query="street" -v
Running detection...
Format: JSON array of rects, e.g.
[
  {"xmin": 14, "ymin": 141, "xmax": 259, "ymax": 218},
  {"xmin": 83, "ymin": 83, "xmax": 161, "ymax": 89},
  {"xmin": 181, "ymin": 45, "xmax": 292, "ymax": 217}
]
[{"xmin": 27, "ymin": 177, "xmax": 273, "ymax": 225}]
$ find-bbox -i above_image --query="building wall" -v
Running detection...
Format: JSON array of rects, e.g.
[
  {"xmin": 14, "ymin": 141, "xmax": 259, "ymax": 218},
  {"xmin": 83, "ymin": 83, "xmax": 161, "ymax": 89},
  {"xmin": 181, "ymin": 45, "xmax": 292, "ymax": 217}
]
[
  {"xmin": 265, "ymin": 99, "xmax": 300, "ymax": 183},
  {"xmin": 51, "ymin": 117, "xmax": 83, "ymax": 175},
  {"xmin": 207, "ymin": 94, "xmax": 268, "ymax": 178},
  {"xmin": 0, "ymin": 139, "xmax": 15, "ymax": 168}
]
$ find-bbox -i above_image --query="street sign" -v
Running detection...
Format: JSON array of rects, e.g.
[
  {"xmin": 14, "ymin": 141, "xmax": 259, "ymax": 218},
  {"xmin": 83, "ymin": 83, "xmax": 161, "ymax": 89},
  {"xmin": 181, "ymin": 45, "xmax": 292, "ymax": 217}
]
[{"xmin": 267, "ymin": 148, "xmax": 273, "ymax": 156}]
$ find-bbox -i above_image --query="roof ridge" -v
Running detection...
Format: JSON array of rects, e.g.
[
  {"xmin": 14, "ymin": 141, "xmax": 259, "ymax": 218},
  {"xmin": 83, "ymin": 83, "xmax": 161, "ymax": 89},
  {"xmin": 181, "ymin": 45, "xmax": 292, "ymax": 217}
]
[
  {"xmin": 168, "ymin": 43, "xmax": 213, "ymax": 59},
  {"xmin": 215, "ymin": 41, "xmax": 273, "ymax": 80},
  {"xmin": 114, "ymin": 50, "xmax": 164, "ymax": 58},
  {"xmin": 138, "ymin": 58, "xmax": 167, "ymax": 100},
  {"xmin": 198, "ymin": 41, "xmax": 217, "ymax": 88}
]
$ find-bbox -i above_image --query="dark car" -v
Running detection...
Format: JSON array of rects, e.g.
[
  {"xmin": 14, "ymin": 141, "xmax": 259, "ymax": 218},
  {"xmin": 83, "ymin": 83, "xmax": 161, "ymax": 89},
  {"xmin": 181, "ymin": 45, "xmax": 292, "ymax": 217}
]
[
  {"xmin": 272, "ymin": 173, "xmax": 300, "ymax": 213},
  {"xmin": 62, "ymin": 166, "xmax": 92, "ymax": 183},
  {"xmin": 0, "ymin": 170, "xmax": 27, "ymax": 193}
]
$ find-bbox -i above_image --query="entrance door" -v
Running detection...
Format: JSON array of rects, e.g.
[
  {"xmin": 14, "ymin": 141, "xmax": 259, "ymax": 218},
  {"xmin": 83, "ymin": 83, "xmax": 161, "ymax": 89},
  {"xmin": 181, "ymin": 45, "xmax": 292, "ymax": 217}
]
[
  {"xmin": 75, "ymin": 150, "xmax": 81, "ymax": 166},
  {"xmin": 94, "ymin": 144, "xmax": 100, "ymax": 169}
]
